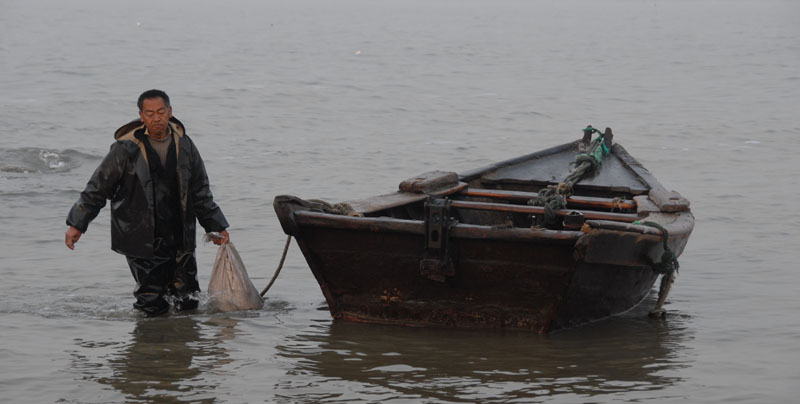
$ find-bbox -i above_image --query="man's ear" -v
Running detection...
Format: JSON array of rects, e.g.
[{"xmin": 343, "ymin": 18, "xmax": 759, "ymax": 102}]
[{"xmin": 168, "ymin": 106, "xmax": 173, "ymax": 119}]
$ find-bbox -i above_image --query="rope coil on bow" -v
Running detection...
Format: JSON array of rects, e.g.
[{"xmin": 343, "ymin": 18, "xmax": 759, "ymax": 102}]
[{"xmin": 529, "ymin": 126, "xmax": 611, "ymax": 228}]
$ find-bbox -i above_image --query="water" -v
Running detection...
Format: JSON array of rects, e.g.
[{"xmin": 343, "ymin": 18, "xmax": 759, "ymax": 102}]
[{"xmin": 1, "ymin": 0, "xmax": 799, "ymax": 402}]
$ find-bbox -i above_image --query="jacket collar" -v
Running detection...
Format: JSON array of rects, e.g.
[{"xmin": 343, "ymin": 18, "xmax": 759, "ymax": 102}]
[
  {"xmin": 114, "ymin": 117, "xmax": 186, "ymax": 166},
  {"xmin": 114, "ymin": 116, "xmax": 186, "ymax": 142}
]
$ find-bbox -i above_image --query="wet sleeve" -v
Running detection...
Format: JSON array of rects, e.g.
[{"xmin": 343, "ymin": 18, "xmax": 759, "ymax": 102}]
[
  {"xmin": 188, "ymin": 141, "xmax": 229, "ymax": 233},
  {"xmin": 66, "ymin": 142, "xmax": 127, "ymax": 233}
]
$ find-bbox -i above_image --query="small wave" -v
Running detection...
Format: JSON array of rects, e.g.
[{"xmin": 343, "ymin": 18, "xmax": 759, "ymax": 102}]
[
  {"xmin": 366, "ymin": 364, "xmax": 427, "ymax": 373},
  {"xmin": 0, "ymin": 166, "xmax": 34, "ymax": 173},
  {"xmin": 48, "ymin": 68, "xmax": 93, "ymax": 77},
  {"xmin": 1, "ymin": 288, "xmax": 287, "ymax": 321},
  {"xmin": 39, "ymin": 150, "xmax": 66, "ymax": 169},
  {"xmin": 0, "ymin": 291, "xmax": 135, "ymax": 321},
  {"xmin": 0, "ymin": 147, "xmax": 100, "ymax": 174}
]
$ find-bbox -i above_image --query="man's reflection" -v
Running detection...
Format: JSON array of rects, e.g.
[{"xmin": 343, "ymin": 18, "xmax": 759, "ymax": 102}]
[{"xmin": 96, "ymin": 316, "xmax": 237, "ymax": 403}]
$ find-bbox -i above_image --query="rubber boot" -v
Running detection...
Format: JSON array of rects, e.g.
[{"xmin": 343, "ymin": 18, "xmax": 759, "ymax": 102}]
[
  {"xmin": 126, "ymin": 255, "xmax": 173, "ymax": 316},
  {"xmin": 170, "ymin": 250, "xmax": 200, "ymax": 311}
]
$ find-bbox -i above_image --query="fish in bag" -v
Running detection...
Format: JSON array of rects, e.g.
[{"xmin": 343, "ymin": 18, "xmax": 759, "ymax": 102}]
[{"xmin": 206, "ymin": 233, "xmax": 263, "ymax": 311}]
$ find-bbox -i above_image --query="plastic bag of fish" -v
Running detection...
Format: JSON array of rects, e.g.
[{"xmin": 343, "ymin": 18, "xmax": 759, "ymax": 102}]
[{"xmin": 205, "ymin": 232, "xmax": 263, "ymax": 311}]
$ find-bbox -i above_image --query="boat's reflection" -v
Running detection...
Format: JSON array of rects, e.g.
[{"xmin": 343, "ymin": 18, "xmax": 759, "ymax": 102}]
[{"xmin": 276, "ymin": 297, "xmax": 692, "ymax": 402}]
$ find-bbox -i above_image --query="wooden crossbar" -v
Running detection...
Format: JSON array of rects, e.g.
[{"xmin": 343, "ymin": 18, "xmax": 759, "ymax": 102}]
[
  {"xmin": 462, "ymin": 188, "xmax": 635, "ymax": 211},
  {"xmin": 449, "ymin": 200, "xmax": 640, "ymax": 223}
]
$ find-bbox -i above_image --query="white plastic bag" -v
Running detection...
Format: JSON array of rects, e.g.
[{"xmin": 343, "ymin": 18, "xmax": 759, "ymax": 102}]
[{"xmin": 206, "ymin": 234, "xmax": 263, "ymax": 312}]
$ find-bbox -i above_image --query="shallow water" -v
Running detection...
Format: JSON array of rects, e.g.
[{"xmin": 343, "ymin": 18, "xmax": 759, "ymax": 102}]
[{"xmin": 1, "ymin": 0, "xmax": 799, "ymax": 402}]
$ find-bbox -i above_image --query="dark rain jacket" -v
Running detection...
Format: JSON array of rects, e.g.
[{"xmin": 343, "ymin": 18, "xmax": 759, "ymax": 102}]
[{"xmin": 67, "ymin": 117, "xmax": 228, "ymax": 259}]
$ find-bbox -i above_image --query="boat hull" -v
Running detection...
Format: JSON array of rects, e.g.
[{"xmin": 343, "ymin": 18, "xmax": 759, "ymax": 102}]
[
  {"xmin": 274, "ymin": 137, "xmax": 694, "ymax": 332},
  {"xmin": 277, "ymin": 206, "xmax": 690, "ymax": 332}
]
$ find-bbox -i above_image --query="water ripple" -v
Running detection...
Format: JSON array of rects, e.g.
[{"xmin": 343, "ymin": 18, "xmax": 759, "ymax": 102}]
[{"xmin": 0, "ymin": 147, "xmax": 100, "ymax": 174}]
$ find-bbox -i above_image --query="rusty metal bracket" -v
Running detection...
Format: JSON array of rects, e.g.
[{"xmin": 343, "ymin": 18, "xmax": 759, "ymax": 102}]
[{"xmin": 420, "ymin": 197, "xmax": 455, "ymax": 282}]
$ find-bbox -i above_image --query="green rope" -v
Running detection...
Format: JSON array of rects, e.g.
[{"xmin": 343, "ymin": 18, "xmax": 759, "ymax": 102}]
[
  {"xmin": 583, "ymin": 125, "xmax": 601, "ymax": 134},
  {"xmin": 530, "ymin": 127, "xmax": 610, "ymax": 228},
  {"xmin": 532, "ymin": 185, "xmax": 568, "ymax": 226},
  {"xmin": 635, "ymin": 220, "xmax": 680, "ymax": 316}
]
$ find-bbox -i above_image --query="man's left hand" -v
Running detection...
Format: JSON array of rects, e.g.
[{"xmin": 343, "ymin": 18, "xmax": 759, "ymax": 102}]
[{"xmin": 213, "ymin": 230, "xmax": 230, "ymax": 245}]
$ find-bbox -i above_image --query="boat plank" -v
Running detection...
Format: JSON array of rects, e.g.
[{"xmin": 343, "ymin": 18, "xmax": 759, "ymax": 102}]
[
  {"xmin": 477, "ymin": 143, "xmax": 650, "ymax": 194},
  {"xmin": 612, "ymin": 144, "xmax": 690, "ymax": 212},
  {"xmin": 463, "ymin": 188, "xmax": 636, "ymax": 210},
  {"xmin": 450, "ymin": 200, "xmax": 640, "ymax": 223}
]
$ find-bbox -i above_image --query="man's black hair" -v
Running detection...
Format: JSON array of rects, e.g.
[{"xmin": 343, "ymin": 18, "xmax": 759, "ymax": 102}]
[{"xmin": 137, "ymin": 89, "xmax": 171, "ymax": 111}]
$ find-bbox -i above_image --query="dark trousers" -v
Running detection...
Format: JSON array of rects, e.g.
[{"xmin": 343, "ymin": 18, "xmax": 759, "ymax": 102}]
[{"xmin": 126, "ymin": 239, "xmax": 200, "ymax": 316}]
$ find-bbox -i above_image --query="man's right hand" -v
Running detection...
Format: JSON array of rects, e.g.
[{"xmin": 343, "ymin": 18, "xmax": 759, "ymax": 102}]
[{"xmin": 65, "ymin": 226, "xmax": 82, "ymax": 250}]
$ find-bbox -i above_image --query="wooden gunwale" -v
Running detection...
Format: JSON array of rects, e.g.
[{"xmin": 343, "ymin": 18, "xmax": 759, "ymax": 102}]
[{"xmin": 293, "ymin": 210, "xmax": 582, "ymax": 243}]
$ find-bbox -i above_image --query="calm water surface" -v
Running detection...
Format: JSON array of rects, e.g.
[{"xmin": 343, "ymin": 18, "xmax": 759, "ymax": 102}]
[{"xmin": 1, "ymin": 0, "xmax": 798, "ymax": 402}]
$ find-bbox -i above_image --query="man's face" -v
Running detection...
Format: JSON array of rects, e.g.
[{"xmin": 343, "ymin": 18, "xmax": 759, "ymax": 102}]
[{"xmin": 139, "ymin": 97, "xmax": 173, "ymax": 137}]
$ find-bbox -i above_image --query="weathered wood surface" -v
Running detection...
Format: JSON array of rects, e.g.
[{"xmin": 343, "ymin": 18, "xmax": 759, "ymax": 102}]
[
  {"xmin": 342, "ymin": 192, "xmax": 427, "ymax": 215},
  {"xmin": 285, "ymin": 209, "xmax": 678, "ymax": 332},
  {"xmin": 463, "ymin": 188, "xmax": 636, "ymax": 211},
  {"xmin": 273, "ymin": 137, "xmax": 695, "ymax": 332},
  {"xmin": 398, "ymin": 170, "xmax": 459, "ymax": 193},
  {"xmin": 633, "ymin": 195, "xmax": 661, "ymax": 217},
  {"xmin": 449, "ymin": 200, "xmax": 640, "ymax": 223},
  {"xmin": 343, "ymin": 183, "xmax": 467, "ymax": 215},
  {"xmin": 576, "ymin": 211, "xmax": 694, "ymax": 266},
  {"xmin": 585, "ymin": 220, "xmax": 663, "ymax": 235},
  {"xmin": 292, "ymin": 223, "xmax": 579, "ymax": 332},
  {"xmin": 476, "ymin": 142, "xmax": 650, "ymax": 194},
  {"xmin": 611, "ymin": 144, "xmax": 690, "ymax": 212},
  {"xmin": 294, "ymin": 210, "xmax": 582, "ymax": 243},
  {"xmin": 459, "ymin": 141, "xmax": 579, "ymax": 182}
]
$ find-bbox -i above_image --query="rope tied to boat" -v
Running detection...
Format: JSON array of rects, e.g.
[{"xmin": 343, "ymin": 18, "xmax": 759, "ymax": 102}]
[
  {"xmin": 636, "ymin": 221, "xmax": 680, "ymax": 275},
  {"xmin": 260, "ymin": 200, "xmax": 361, "ymax": 298},
  {"xmin": 635, "ymin": 220, "xmax": 680, "ymax": 318},
  {"xmin": 531, "ymin": 184, "xmax": 568, "ymax": 225},
  {"xmin": 610, "ymin": 196, "xmax": 625, "ymax": 212},
  {"xmin": 307, "ymin": 199, "xmax": 364, "ymax": 217},
  {"xmin": 260, "ymin": 235, "xmax": 292, "ymax": 297},
  {"xmin": 529, "ymin": 126, "xmax": 610, "ymax": 228}
]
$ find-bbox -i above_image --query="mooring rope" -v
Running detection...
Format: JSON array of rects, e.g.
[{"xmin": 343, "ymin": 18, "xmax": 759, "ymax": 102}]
[
  {"xmin": 529, "ymin": 126, "xmax": 610, "ymax": 228},
  {"xmin": 636, "ymin": 221, "xmax": 680, "ymax": 275},
  {"xmin": 634, "ymin": 220, "xmax": 680, "ymax": 317},
  {"xmin": 260, "ymin": 235, "xmax": 292, "ymax": 298},
  {"xmin": 308, "ymin": 199, "xmax": 363, "ymax": 217},
  {"xmin": 531, "ymin": 184, "xmax": 569, "ymax": 226},
  {"xmin": 259, "ymin": 199, "xmax": 359, "ymax": 298}
]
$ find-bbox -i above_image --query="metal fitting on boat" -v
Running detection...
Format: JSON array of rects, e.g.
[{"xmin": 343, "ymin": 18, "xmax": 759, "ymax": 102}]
[{"xmin": 562, "ymin": 210, "xmax": 585, "ymax": 230}]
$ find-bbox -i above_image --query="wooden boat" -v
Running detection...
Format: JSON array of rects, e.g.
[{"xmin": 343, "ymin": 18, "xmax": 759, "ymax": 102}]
[{"xmin": 274, "ymin": 128, "xmax": 694, "ymax": 333}]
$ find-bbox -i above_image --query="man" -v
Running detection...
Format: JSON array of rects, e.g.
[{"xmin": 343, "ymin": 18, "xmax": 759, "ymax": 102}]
[{"xmin": 65, "ymin": 89, "xmax": 230, "ymax": 316}]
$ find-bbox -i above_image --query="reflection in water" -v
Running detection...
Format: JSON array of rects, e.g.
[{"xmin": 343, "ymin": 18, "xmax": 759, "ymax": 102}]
[
  {"xmin": 73, "ymin": 316, "xmax": 239, "ymax": 403},
  {"xmin": 275, "ymin": 298, "xmax": 693, "ymax": 403}
]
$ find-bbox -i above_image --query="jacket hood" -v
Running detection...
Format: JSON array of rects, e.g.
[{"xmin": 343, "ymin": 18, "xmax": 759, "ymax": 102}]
[{"xmin": 114, "ymin": 116, "xmax": 186, "ymax": 141}]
